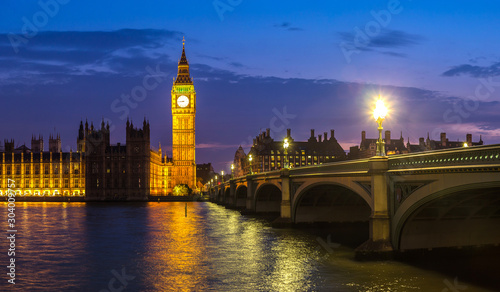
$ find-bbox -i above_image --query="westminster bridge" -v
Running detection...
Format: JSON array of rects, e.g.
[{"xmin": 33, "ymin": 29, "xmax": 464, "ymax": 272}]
[{"xmin": 209, "ymin": 144, "xmax": 500, "ymax": 257}]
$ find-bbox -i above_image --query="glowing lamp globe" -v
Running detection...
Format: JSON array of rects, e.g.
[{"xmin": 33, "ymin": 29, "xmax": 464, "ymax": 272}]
[{"xmin": 373, "ymin": 99, "xmax": 388, "ymax": 121}]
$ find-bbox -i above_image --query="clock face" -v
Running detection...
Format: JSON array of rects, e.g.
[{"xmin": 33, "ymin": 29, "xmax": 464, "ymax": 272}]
[{"xmin": 177, "ymin": 95, "xmax": 189, "ymax": 108}]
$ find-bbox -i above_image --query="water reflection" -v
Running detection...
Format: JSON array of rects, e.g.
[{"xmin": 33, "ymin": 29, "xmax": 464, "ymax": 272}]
[{"xmin": 0, "ymin": 202, "xmax": 496, "ymax": 291}]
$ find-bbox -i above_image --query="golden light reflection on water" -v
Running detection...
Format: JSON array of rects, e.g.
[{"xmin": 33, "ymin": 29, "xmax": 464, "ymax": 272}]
[
  {"xmin": 141, "ymin": 202, "xmax": 320, "ymax": 291},
  {"xmin": 143, "ymin": 202, "xmax": 208, "ymax": 291}
]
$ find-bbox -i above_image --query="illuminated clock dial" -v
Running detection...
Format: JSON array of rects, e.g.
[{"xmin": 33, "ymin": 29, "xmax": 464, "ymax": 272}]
[{"xmin": 177, "ymin": 95, "xmax": 189, "ymax": 108}]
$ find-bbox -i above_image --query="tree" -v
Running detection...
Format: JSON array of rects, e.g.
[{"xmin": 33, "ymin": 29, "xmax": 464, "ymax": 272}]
[{"xmin": 172, "ymin": 184, "xmax": 192, "ymax": 196}]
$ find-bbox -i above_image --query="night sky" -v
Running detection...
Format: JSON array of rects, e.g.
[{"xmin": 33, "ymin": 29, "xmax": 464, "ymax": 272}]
[{"xmin": 1, "ymin": 0, "xmax": 500, "ymax": 173}]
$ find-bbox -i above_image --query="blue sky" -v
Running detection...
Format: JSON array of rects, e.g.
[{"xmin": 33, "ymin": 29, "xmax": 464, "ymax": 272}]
[{"xmin": 1, "ymin": 0, "xmax": 500, "ymax": 172}]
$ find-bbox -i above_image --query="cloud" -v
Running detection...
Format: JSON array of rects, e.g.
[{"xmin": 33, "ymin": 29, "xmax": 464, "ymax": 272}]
[
  {"xmin": 442, "ymin": 62, "xmax": 500, "ymax": 78},
  {"xmin": 229, "ymin": 62, "xmax": 245, "ymax": 68},
  {"xmin": 0, "ymin": 29, "xmax": 182, "ymax": 85},
  {"xmin": 381, "ymin": 51, "xmax": 407, "ymax": 58},
  {"xmin": 338, "ymin": 29, "xmax": 423, "ymax": 57},
  {"xmin": 197, "ymin": 143, "xmax": 242, "ymax": 150},
  {"xmin": 274, "ymin": 22, "xmax": 303, "ymax": 31}
]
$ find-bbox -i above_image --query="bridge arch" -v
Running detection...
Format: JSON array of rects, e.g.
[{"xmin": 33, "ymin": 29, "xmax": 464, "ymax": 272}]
[
  {"xmin": 254, "ymin": 182, "xmax": 282, "ymax": 213},
  {"xmin": 394, "ymin": 176, "xmax": 500, "ymax": 250},
  {"xmin": 235, "ymin": 185, "xmax": 247, "ymax": 208},
  {"xmin": 224, "ymin": 187, "xmax": 231, "ymax": 204},
  {"xmin": 292, "ymin": 180, "xmax": 372, "ymax": 223}
]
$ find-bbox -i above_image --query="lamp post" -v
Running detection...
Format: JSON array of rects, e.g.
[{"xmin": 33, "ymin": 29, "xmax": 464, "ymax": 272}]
[
  {"xmin": 221, "ymin": 170, "xmax": 224, "ymax": 183},
  {"xmin": 231, "ymin": 164, "xmax": 234, "ymax": 179},
  {"xmin": 373, "ymin": 98, "xmax": 388, "ymax": 156},
  {"xmin": 283, "ymin": 138, "xmax": 290, "ymax": 169},
  {"xmin": 248, "ymin": 154, "xmax": 253, "ymax": 175}
]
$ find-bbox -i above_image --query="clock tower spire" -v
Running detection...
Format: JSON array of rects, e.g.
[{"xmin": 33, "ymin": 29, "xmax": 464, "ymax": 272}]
[{"xmin": 171, "ymin": 38, "xmax": 197, "ymax": 190}]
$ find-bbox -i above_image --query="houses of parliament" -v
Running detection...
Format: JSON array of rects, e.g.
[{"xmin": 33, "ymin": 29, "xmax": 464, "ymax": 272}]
[{"xmin": 0, "ymin": 41, "xmax": 197, "ymax": 200}]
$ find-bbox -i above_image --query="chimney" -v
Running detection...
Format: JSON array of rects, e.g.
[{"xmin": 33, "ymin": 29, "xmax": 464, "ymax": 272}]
[
  {"xmin": 266, "ymin": 128, "xmax": 270, "ymax": 138},
  {"xmin": 324, "ymin": 132, "xmax": 328, "ymax": 141},
  {"xmin": 287, "ymin": 128, "xmax": 291, "ymax": 138},
  {"xmin": 330, "ymin": 129, "xmax": 335, "ymax": 140},
  {"xmin": 361, "ymin": 131, "xmax": 366, "ymax": 141},
  {"xmin": 253, "ymin": 138, "xmax": 256, "ymax": 145},
  {"xmin": 318, "ymin": 135, "xmax": 322, "ymax": 142},
  {"xmin": 311, "ymin": 129, "xmax": 315, "ymax": 138},
  {"xmin": 385, "ymin": 130, "xmax": 391, "ymax": 145},
  {"xmin": 466, "ymin": 133, "xmax": 472, "ymax": 145},
  {"xmin": 440, "ymin": 132, "xmax": 446, "ymax": 146}
]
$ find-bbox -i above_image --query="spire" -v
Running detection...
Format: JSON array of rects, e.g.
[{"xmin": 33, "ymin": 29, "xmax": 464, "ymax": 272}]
[
  {"xmin": 174, "ymin": 37, "xmax": 192, "ymax": 84},
  {"xmin": 179, "ymin": 36, "xmax": 188, "ymax": 65}
]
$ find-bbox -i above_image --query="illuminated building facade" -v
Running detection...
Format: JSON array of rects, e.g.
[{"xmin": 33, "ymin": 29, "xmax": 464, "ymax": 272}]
[
  {"xmin": 235, "ymin": 128, "xmax": 346, "ymax": 175},
  {"xmin": 0, "ymin": 137, "xmax": 85, "ymax": 197},
  {"xmin": 171, "ymin": 39, "xmax": 197, "ymax": 189},
  {"xmin": 349, "ymin": 130, "xmax": 408, "ymax": 159},
  {"xmin": 0, "ymin": 41, "xmax": 197, "ymax": 199}
]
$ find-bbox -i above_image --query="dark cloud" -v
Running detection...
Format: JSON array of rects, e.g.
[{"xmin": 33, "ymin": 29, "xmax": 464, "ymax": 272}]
[
  {"xmin": 442, "ymin": 62, "xmax": 500, "ymax": 78},
  {"xmin": 274, "ymin": 22, "xmax": 302, "ymax": 31},
  {"xmin": 0, "ymin": 29, "xmax": 182, "ymax": 85},
  {"xmin": 338, "ymin": 29, "xmax": 423, "ymax": 57},
  {"xmin": 369, "ymin": 30, "xmax": 422, "ymax": 48},
  {"xmin": 1, "ymin": 29, "xmax": 182, "ymax": 53},
  {"xmin": 229, "ymin": 62, "xmax": 244, "ymax": 68},
  {"xmin": 381, "ymin": 51, "xmax": 407, "ymax": 58}
]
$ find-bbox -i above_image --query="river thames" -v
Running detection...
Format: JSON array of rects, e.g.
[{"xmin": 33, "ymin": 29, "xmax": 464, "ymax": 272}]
[{"xmin": 0, "ymin": 202, "xmax": 497, "ymax": 291}]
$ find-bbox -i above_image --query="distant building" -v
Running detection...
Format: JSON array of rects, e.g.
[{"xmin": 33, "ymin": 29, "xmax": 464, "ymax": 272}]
[
  {"xmin": 407, "ymin": 132, "xmax": 483, "ymax": 152},
  {"xmin": 349, "ymin": 130, "xmax": 408, "ymax": 159},
  {"xmin": 235, "ymin": 128, "xmax": 346, "ymax": 175},
  {"xmin": 196, "ymin": 163, "xmax": 214, "ymax": 187},
  {"xmin": 233, "ymin": 146, "xmax": 247, "ymax": 178}
]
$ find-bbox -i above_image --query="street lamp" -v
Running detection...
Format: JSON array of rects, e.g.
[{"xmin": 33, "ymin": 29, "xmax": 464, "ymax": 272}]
[
  {"xmin": 248, "ymin": 154, "xmax": 253, "ymax": 175},
  {"xmin": 283, "ymin": 138, "xmax": 290, "ymax": 169},
  {"xmin": 463, "ymin": 142, "xmax": 469, "ymax": 147},
  {"xmin": 231, "ymin": 164, "xmax": 234, "ymax": 179},
  {"xmin": 373, "ymin": 97, "xmax": 388, "ymax": 156},
  {"xmin": 221, "ymin": 170, "xmax": 224, "ymax": 183}
]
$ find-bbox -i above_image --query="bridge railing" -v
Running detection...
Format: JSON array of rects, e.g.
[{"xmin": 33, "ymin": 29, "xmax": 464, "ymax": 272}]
[
  {"xmin": 288, "ymin": 158, "xmax": 371, "ymax": 176},
  {"xmin": 388, "ymin": 144, "xmax": 500, "ymax": 171}
]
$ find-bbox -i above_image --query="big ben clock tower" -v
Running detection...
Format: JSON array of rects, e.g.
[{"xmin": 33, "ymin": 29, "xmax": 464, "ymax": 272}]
[{"xmin": 171, "ymin": 38, "xmax": 196, "ymax": 189}]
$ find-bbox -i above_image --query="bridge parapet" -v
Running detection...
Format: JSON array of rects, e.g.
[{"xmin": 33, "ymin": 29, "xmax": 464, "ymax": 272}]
[
  {"xmin": 388, "ymin": 144, "xmax": 500, "ymax": 172},
  {"xmin": 289, "ymin": 158, "xmax": 370, "ymax": 176}
]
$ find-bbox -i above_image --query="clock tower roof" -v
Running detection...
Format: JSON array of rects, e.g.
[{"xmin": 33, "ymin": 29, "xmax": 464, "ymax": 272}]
[{"xmin": 174, "ymin": 37, "xmax": 192, "ymax": 85}]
